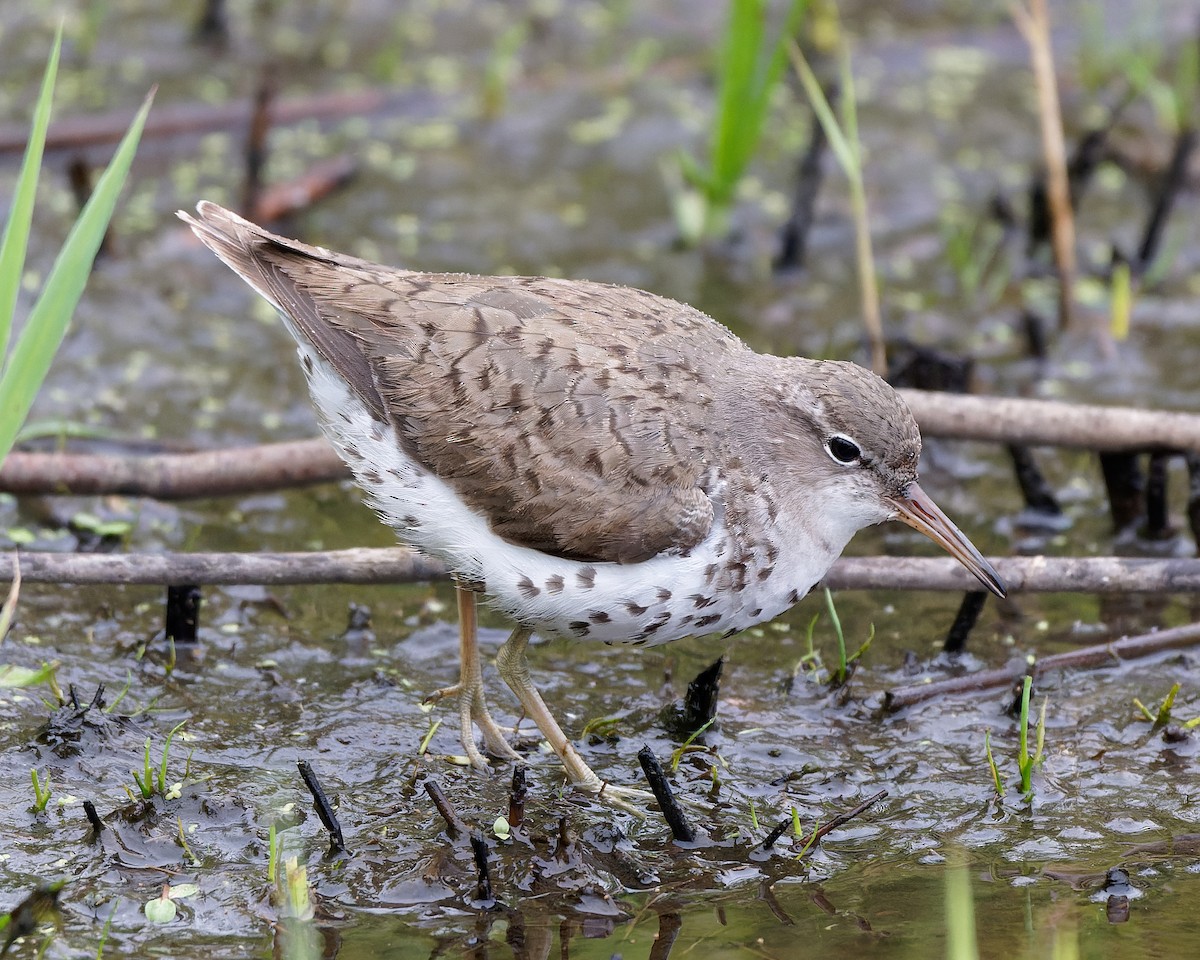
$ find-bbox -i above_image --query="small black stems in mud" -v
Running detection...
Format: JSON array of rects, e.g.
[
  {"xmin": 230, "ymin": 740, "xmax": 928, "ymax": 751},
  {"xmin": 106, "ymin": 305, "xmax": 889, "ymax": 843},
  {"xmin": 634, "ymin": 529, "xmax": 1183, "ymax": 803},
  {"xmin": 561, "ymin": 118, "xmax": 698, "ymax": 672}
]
[
  {"xmin": 296, "ymin": 760, "xmax": 344, "ymax": 853},
  {"xmin": 82, "ymin": 799, "xmax": 103, "ymax": 838},
  {"xmin": 1099, "ymin": 453, "xmax": 1145, "ymax": 535},
  {"xmin": 1006, "ymin": 445, "xmax": 1062, "ymax": 520},
  {"xmin": 1143, "ymin": 452, "xmax": 1174, "ymax": 541},
  {"xmin": 164, "ymin": 585, "xmax": 201, "ymax": 645},
  {"xmin": 424, "ymin": 779, "xmax": 467, "ymax": 839},
  {"xmin": 507, "ymin": 765, "xmax": 527, "ymax": 830},
  {"xmin": 469, "ymin": 832, "xmax": 495, "ymax": 906},
  {"xmin": 943, "ymin": 591, "xmax": 988, "ymax": 654},
  {"xmin": 1185, "ymin": 454, "xmax": 1200, "ymax": 547},
  {"xmin": 636, "ymin": 745, "xmax": 696, "ymax": 843},
  {"xmin": 682, "ymin": 657, "xmax": 723, "ymax": 736},
  {"xmin": 661, "ymin": 657, "xmax": 723, "ymax": 741}
]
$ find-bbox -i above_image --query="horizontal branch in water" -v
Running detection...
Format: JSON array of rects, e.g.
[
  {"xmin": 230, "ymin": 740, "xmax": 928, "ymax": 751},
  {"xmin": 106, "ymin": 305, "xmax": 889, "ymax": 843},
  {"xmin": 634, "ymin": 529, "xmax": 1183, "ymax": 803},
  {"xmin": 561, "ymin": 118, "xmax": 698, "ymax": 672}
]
[
  {"xmin": 5, "ymin": 392, "xmax": 1200, "ymax": 501},
  {"xmin": 5, "ymin": 550, "xmax": 1200, "ymax": 593}
]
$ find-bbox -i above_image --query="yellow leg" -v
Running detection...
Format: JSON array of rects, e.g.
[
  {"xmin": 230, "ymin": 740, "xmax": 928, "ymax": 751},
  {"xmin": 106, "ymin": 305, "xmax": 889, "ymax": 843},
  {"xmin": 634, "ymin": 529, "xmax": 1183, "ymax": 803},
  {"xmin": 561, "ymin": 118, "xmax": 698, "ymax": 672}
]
[
  {"xmin": 494, "ymin": 626, "xmax": 653, "ymax": 811},
  {"xmin": 423, "ymin": 586, "xmax": 521, "ymax": 767}
]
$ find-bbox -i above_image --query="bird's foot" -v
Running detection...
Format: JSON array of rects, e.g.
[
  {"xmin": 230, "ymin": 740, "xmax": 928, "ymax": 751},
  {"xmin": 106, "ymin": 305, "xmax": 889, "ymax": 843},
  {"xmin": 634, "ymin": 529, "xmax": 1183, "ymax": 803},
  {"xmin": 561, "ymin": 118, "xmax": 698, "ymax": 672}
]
[
  {"xmin": 568, "ymin": 777, "xmax": 658, "ymax": 816},
  {"xmin": 550, "ymin": 744, "xmax": 656, "ymax": 815},
  {"xmin": 423, "ymin": 681, "xmax": 523, "ymax": 768}
]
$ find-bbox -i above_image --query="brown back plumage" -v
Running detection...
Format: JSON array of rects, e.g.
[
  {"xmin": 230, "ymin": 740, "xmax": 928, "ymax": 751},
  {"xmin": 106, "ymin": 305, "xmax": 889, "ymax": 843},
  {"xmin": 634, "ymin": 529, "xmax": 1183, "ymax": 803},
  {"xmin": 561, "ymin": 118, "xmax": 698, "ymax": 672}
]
[{"xmin": 180, "ymin": 202, "xmax": 758, "ymax": 563}]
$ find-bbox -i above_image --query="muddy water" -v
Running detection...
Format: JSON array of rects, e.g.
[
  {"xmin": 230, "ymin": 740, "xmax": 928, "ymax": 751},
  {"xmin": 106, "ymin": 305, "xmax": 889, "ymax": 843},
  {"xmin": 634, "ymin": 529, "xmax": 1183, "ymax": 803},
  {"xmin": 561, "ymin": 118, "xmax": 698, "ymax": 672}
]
[{"xmin": 1, "ymin": 1, "xmax": 1199, "ymax": 957}]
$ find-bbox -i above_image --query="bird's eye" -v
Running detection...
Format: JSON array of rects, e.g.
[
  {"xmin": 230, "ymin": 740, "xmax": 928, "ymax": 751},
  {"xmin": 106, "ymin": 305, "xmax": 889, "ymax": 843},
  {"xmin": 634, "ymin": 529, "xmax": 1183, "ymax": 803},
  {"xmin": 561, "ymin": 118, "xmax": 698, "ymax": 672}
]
[{"xmin": 826, "ymin": 435, "xmax": 862, "ymax": 464}]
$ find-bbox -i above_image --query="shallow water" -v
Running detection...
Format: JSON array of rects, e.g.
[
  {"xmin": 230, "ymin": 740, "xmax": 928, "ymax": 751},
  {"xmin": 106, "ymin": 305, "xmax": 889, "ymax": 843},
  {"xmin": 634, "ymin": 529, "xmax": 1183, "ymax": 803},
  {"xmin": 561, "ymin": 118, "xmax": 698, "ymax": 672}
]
[{"xmin": 1, "ymin": 1, "xmax": 1199, "ymax": 956}]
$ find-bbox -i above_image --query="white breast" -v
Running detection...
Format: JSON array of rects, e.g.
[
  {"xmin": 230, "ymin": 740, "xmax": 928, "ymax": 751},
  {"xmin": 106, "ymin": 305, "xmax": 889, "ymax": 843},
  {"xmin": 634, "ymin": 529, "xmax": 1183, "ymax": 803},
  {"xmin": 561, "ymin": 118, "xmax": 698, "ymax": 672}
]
[{"xmin": 294, "ymin": 333, "xmax": 847, "ymax": 646}]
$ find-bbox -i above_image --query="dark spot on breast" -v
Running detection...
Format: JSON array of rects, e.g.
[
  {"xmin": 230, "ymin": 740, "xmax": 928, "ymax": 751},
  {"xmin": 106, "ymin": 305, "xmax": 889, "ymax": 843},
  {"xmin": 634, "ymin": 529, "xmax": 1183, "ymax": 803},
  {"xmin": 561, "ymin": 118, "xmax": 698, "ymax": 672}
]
[
  {"xmin": 694, "ymin": 614, "xmax": 722, "ymax": 628},
  {"xmin": 517, "ymin": 576, "xmax": 539, "ymax": 599},
  {"xmin": 576, "ymin": 566, "xmax": 597, "ymax": 589},
  {"xmin": 302, "ymin": 354, "xmax": 314, "ymax": 374},
  {"xmin": 403, "ymin": 514, "xmax": 420, "ymax": 527},
  {"xmin": 691, "ymin": 594, "xmax": 717, "ymax": 609},
  {"xmin": 362, "ymin": 468, "xmax": 382, "ymax": 485},
  {"xmin": 765, "ymin": 543, "xmax": 779, "ymax": 565},
  {"xmin": 655, "ymin": 587, "xmax": 672, "ymax": 602},
  {"xmin": 757, "ymin": 565, "xmax": 775, "ymax": 581},
  {"xmin": 749, "ymin": 607, "xmax": 762, "ymax": 618},
  {"xmin": 704, "ymin": 563, "xmax": 718, "ymax": 583},
  {"xmin": 589, "ymin": 610, "xmax": 611, "ymax": 623},
  {"xmin": 633, "ymin": 613, "xmax": 672, "ymax": 642},
  {"xmin": 370, "ymin": 422, "xmax": 385, "ymax": 442},
  {"xmin": 545, "ymin": 575, "xmax": 565, "ymax": 594},
  {"xmin": 726, "ymin": 562, "xmax": 748, "ymax": 591},
  {"xmin": 624, "ymin": 601, "xmax": 648, "ymax": 616},
  {"xmin": 721, "ymin": 627, "xmax": 739, "ymax": 639},
  {"xmin": 568, "ymin": 621, "xmax": 590, "ymax": 636},
  {"xmin": 787, "ymin": 589, "xmax": 801, "ymax": 605},
  {"xmin": 678, "ymin": 614, "xmax": 693, "ymax": 626}
]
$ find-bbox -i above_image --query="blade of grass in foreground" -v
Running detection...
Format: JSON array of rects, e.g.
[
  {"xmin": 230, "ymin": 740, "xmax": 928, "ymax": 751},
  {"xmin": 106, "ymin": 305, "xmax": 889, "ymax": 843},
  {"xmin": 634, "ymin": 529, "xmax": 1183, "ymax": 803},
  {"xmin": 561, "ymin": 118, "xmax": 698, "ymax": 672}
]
[
  {"xmin": 0, "ymin": 89, "xmax": 154, "ymax": 465},
  {"xmin": 0, "ymin": 26, "xmax": 61, "ymax": 362}
]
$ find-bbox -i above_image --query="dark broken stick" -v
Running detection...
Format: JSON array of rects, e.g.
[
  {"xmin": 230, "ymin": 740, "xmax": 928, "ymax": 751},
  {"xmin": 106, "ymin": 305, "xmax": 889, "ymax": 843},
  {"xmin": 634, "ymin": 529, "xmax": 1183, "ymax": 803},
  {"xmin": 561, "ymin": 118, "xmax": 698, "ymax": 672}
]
[
  {"xmin": 425, "ymin": 779, "xmax": 467, "ymax": 839},
  {"xmin": 637, "ymin": 745, "xmax": 696, "ymax": 843},
  {"xmin": 296, "ymin": 760, "xmax": 345, "ymax": 853}
]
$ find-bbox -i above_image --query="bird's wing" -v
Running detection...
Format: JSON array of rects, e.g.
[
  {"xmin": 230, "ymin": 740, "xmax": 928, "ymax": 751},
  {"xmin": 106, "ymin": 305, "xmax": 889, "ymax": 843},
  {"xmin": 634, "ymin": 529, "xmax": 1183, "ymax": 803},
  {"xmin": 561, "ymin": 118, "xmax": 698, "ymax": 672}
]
[{"xmin": 181, "ymin": 203, "xmax": 744, "ymax": 563}]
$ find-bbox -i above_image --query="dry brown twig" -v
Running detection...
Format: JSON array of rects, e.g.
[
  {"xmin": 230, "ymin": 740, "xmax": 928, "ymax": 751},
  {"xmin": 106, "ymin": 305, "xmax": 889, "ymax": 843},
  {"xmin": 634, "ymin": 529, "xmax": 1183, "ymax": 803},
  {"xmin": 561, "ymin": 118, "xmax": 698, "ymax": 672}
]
[
  {"xmin": 884, "ymin": 620, "xmax": 1200, "ymax": 710},
  {"xmin": 1011, "ymin": 0, "xmax": 1077, "ymax": 330},
  {"xmin": 6, "ymin": 551, "xmax": 1200, "ymax": 595},
  {"xmin": 6, "ymin": 392, "xmax": 1200, "ymax": 501}
]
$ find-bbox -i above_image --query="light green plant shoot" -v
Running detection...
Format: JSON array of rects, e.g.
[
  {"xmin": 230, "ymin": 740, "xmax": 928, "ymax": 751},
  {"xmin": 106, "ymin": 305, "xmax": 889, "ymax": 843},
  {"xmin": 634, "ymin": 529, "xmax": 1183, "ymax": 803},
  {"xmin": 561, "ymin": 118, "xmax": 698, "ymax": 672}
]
[
  {"xmin": 669, "ymin": 717, "xmax": 716, "ymax": 772},
  {"xmin": 788, "ymin": 37, "xmax": 886, "ymax": 374},
  {"xmin": 30, "ymin": 769, "xmax": 52, "ymax": 813},
  {"xmin": 670, "ymin": 0, "xmax": 809, "ymax": 244},
  {"xmin": 129, "ymin": 720, "xmax": 187, "ymax": 800},
  {"xmin": 984, "ymin": 729, "xmax": 1004, "ymax": 797},
  {"xmin": 822, "ymin": 588, "xmax": 873, "ymax": 685},
  {"xmin": 1017, "ymin": 676, "xmax": 1047, "ymax": 795},
  {"xmin": 0, "ymin": 28, "xmax": 153, "ymax": 465},
  {"xmin": 1133, "ymin": 682, "xmax": 1179, "ymax": 725}
]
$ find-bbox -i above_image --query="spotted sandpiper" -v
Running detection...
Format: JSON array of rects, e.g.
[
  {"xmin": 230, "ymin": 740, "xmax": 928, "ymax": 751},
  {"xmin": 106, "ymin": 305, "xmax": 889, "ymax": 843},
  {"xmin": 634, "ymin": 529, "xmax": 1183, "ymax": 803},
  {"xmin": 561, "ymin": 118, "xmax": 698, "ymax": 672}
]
[{"xmin": 181, "ymin": 201, "xmax": 1005, "ymax": 796}]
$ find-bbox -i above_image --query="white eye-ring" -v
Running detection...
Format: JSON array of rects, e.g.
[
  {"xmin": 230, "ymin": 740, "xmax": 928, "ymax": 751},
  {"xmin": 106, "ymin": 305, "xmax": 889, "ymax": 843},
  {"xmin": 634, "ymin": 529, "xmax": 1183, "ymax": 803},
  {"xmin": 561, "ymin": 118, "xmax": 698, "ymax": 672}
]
[{"xmin": 825, "ymin": 434, "xmax": 862, "ymax": 465}]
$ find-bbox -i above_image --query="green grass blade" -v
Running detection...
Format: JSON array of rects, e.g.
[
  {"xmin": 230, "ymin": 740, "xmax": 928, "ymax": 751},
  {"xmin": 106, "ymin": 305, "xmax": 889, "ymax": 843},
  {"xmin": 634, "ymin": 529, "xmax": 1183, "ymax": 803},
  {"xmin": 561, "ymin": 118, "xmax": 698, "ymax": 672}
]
[
  {"xmin": 788, "ymin": 39, "xmax": 857, "ymax": 175},
  {"xmin": 0, "ymin": 27, "xmax": 62, "ymax": 361},
  {"xmin": 710, "ymin": 0, "xmax": 765, "ymax": 200},
  {"xmin": 710, "ymin": 0, "xmax": 809, "ymax": 203},
  {"xmin": 838, "ymin": 43, "xmax": 860, "ymax": 166},
  {"xmin": 0, "ymin": 90, "xmax": 153, "ymax": 466}
]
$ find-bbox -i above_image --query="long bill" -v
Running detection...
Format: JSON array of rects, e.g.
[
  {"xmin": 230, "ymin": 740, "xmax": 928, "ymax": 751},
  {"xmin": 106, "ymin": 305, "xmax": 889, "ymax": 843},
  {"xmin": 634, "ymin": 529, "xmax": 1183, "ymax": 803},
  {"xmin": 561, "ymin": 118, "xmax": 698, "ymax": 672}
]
[{"xmin": 888, "ymin": 482, "xmax": 1006, "ymax": 598}]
